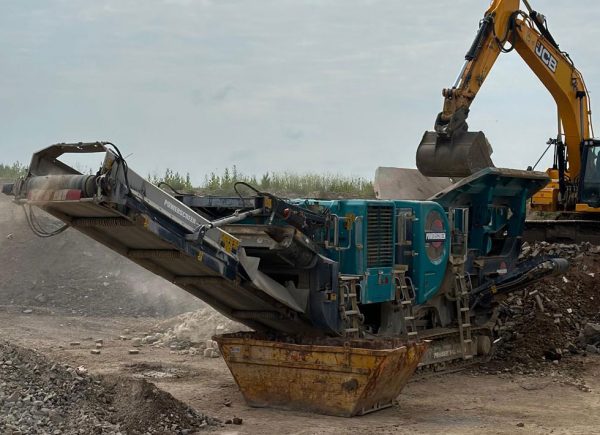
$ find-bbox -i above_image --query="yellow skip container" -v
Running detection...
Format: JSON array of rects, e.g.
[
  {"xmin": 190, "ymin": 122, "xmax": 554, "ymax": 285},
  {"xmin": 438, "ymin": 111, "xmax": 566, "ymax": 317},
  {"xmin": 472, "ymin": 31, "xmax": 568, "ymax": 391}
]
[{"xmin": 213, "ymin": 333, "xmax": 428, "ymax": 417}]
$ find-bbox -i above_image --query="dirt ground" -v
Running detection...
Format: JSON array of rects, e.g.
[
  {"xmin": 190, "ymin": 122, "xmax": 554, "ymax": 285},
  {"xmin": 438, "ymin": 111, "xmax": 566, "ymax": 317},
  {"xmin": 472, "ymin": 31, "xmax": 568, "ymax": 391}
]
[{"xmin": 0, "ymin": 307, "xmax": 598, "ymax": 435}]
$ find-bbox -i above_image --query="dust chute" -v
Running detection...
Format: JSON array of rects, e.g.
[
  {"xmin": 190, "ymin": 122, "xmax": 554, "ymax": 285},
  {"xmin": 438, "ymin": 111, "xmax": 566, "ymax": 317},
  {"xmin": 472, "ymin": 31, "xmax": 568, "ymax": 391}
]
[{"xmin": 238, "ymin": 248, "xmax": 307, "ymax": 313}]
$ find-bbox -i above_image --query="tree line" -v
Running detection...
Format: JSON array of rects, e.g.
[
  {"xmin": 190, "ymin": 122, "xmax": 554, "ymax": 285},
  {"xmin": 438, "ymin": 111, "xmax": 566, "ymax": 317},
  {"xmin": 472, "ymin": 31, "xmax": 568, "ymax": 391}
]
[{"xmin": 1, "ymin": 162, "xmax": 374, "ymax": 199}]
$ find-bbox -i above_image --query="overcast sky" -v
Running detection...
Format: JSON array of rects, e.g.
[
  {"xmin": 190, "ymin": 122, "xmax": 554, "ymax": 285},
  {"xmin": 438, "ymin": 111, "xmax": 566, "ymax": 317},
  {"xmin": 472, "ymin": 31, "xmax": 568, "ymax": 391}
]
[{"xmin": 2, "ymin": 0, "xmax": 600, "ymax": 183}]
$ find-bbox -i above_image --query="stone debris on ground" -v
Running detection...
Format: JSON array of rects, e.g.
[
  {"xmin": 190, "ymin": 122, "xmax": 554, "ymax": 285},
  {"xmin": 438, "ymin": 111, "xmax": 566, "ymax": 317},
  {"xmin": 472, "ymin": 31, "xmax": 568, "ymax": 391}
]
[
  {"xmin": 485, "ymin": 242, "xmax": 600, "ymax": 383},
  {"xmin": 224, "ymin": 417, "xmax": 243, "ymax": 425},
  {"xmin": 0, "ymin": 341, "xmax": 219, "ymax": 434},
  {"xmin": 203, "ymin": 340, "xmax": 221, "ymax": 359},
  {"xmin": 122, "ymin": 308, "xmax": 250, "ymax": 356}
]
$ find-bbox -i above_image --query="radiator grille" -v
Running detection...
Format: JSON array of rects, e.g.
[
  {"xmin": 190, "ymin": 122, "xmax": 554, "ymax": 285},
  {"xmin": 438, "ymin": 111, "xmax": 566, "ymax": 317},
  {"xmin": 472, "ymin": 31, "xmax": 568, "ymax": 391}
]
[{"xmin": 367, "ymin": 205, "xmax": 394, "ymax": 267}]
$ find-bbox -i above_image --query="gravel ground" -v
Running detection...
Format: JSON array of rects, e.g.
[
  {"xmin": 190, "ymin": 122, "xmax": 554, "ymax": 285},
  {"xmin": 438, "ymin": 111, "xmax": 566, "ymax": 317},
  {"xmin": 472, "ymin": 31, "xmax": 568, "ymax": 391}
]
[{"xmin": 0, "ymin": 341, "xmax": 218, "ymax": 434}]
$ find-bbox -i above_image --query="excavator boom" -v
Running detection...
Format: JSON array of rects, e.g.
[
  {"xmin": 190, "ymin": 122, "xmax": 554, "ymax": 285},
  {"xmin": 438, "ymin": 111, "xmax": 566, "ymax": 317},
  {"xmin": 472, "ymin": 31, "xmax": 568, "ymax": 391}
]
[{"xmin": 417, "ymin": 0, "xmax": 594, "ymax": 202}]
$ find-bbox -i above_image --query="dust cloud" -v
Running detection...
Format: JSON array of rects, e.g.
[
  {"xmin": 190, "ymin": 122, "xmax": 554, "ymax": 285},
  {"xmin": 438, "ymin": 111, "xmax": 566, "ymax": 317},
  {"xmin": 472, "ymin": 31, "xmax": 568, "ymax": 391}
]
[{"xmin": 0, "ymin": 187, "xmax": 205, "ymax": 317}]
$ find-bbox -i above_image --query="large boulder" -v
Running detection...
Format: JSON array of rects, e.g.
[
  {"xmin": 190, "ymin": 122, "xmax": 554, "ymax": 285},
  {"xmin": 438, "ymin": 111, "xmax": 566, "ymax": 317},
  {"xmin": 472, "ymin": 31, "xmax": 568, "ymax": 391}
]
[{"xmin": 583, "ymin": 323, "xmax": 600, "ymax": 345}]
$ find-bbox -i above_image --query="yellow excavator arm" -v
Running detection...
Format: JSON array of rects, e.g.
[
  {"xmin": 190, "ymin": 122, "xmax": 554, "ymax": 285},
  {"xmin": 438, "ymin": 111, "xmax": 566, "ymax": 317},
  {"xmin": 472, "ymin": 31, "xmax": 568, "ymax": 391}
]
[{"xmin": 419, "ymin": 0, "xmax": 598, "ymax": 211}]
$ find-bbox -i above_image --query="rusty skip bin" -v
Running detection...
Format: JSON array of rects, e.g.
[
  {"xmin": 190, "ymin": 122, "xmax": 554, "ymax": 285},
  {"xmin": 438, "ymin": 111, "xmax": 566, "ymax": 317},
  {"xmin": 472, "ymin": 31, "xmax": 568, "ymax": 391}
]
[{"xmin": 213, "ymin": 332, "xmax": 429, "ymax": 417}]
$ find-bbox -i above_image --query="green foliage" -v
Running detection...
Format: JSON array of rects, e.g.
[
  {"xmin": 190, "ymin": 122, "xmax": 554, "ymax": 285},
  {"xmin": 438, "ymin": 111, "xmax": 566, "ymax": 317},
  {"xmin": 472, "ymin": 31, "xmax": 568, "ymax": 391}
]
[
  {"xmin": 1, "ymin": 159, "xmax": 373, "ymax": 199},
  {"xmin": 197, "ymin": 166, "xmax": 374, "ymax": 199},
  {"xmin": 0, "ymin": 162, "xmax": 28, "ymax": 179},
  {"xmin": 148, "ymin": 168, "xmax": 193, "ymax": 192}
]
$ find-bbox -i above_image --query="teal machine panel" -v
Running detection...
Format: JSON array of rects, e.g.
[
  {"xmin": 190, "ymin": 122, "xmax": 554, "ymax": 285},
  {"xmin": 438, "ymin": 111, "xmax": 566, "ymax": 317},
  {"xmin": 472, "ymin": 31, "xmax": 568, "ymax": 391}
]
[
  {"xmin": 291, "ymin": 199, "xmax": 450, "ymax": 305},
  {"xmin": 396, "ymin": 201, "xmax": 450, "ymax": 304}
]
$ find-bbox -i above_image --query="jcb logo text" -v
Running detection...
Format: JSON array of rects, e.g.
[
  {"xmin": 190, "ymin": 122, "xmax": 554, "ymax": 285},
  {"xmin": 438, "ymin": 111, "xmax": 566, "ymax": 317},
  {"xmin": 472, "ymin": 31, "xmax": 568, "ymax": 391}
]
[{"xmin": 536, "ymin": 41, "xmax": 557, "ymax": 73}]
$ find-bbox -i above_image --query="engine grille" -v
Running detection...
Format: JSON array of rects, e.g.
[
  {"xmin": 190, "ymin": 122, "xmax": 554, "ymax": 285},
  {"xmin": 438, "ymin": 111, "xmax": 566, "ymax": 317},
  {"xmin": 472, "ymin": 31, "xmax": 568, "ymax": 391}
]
[{"xmin": 367, "ymin": 205, "xmax": 394, "ymax": 267}]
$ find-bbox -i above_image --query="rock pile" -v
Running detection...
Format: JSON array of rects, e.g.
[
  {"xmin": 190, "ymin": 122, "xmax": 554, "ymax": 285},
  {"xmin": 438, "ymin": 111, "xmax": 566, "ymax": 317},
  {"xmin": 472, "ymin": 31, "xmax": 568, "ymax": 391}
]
[
  {"xmin": 519, "ymin": 241, "xmax": 600, "ymax": 260},
  {"xmin": 490, "ymin": 242, "xmax": 600, "ymax": 372},
  {"xmin": 0, "ymin": 341, "xmax": 218, "ymax": 434}
]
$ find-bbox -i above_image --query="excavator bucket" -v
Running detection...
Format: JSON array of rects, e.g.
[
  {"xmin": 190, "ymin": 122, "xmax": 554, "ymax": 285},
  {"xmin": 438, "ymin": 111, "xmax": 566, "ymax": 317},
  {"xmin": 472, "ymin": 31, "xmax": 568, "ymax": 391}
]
[
  {"xmin": 416, "ymin": 131, "xmax": 495, "ymax": 178},
  {"xmin": 214, "ymin": 333, "xmax": 429, "ymax": 417}
]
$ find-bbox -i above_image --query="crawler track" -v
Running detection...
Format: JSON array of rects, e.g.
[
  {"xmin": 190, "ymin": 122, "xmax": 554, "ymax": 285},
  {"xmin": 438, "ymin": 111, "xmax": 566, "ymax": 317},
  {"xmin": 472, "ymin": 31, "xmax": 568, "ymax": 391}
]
[{"xmin": 524, "ymin": 219, "xmax": 600, "ymax": 244}]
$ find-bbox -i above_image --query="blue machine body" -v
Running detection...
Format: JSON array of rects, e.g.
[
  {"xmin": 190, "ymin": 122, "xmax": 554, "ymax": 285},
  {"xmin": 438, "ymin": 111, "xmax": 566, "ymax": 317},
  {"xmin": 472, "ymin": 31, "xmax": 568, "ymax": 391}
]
[
  {"xmin": 290, "ymin": 199, "xmax": 450, "ymax": 305},
  {"xmin": 286, "ymin": 168, "xmax": 550, "ymax": 311}
]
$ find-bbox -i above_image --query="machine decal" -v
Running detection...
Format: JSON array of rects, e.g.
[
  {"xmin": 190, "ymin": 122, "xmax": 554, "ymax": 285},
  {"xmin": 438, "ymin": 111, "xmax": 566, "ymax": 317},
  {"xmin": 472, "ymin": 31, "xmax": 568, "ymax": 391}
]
[
  {"xmin": 425, "ymin": 232, "xmax": 446, "ymax": 241},
  {"xmin": 221, "ymin": 233, "xmax": 240, "ymax": 254},
  {"xmin": 535, "ymin": 40, "xmax": 557, "ymax": 73},
  {"xmin": 497, "ymin": 261, "xmax": 508, "ymax": 275},
  {"xmin": 433, "ymin": 349, "xmax": 453, "ymax": 359},
  {"xmin": 163, "ymin": 199, "xmax": 199, "ymax": 226},
  {"xmin": 425, "ymin": 211, "xmax": 447, "ymax": 263}
]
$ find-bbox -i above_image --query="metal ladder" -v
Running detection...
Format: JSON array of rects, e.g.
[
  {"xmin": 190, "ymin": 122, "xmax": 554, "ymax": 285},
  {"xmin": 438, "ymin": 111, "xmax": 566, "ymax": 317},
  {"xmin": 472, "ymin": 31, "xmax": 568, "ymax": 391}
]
[
  {"xmin": 454, "ymin": 271, "xmax": 473, "ymax": 359},
  {"xmin": 339, "ymin": 276, "xmax": 363, "ymax": 337},
  {"xmin": 395, "ymin": 269, "xmax": 418, "ymax": 342},
  {"xmin": 449, "ymin": 207, "xmax": 473, "ymax": 360}
]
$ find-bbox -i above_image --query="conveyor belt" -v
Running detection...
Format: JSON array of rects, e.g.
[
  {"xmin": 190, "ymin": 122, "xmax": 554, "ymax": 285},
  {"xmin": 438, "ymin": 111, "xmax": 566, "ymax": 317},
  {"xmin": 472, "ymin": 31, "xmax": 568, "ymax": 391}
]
[{"xmin": 7, "ymin": 143, "xmax": 320, "ymax": 335}]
